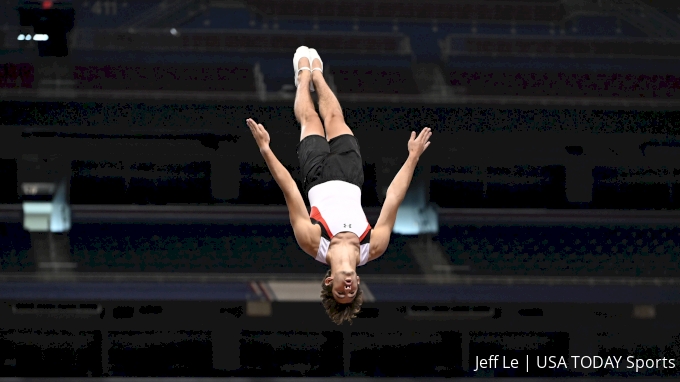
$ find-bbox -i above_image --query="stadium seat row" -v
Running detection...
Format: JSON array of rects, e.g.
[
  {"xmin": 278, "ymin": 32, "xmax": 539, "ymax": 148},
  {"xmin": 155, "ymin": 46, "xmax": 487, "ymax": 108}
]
[
  {"xmin": 5, "ymin": 222, "xmax": 680, "ymax": 277},
  {"xmin": 0, "ymin": 223, "xmax": 420, "ymax": 275},
  {"xmin": 67, "ymin": 64, "xmax": 680, "ymax": 97},
  {"xmin": 438, "ymin": 225, "xmax": 680, "ymax": 277}
]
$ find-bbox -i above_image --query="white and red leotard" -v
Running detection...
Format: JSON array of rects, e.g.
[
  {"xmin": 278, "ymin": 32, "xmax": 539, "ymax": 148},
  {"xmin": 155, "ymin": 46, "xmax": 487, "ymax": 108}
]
[{"xmin": 307, "ymin": 180, "xmax": 372, "ymax": 266}]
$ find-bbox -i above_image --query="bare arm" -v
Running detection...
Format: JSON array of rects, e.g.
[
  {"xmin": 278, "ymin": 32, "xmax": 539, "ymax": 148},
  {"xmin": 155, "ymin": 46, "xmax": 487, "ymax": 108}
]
[
  {"xmin": 246, "ymin": 118, "xmax": 319, "ymax": 257},
  {"xmin": 370, "ymin": 127, "xmax": 432, "ymax": 260},
  {"xmin": 259, "ymin": 147, "xmax": 318, "ymax": 256},
  {"xmin": 258, "ymin": 146, "xmax": 298, "ymax": 198}
]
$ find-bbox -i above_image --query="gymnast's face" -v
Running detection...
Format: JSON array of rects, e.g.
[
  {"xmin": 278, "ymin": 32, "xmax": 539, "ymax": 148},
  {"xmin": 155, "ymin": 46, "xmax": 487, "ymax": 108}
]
[{"xmin": 325, "ymin": 270, "xmax": 360, "ymax": 304}]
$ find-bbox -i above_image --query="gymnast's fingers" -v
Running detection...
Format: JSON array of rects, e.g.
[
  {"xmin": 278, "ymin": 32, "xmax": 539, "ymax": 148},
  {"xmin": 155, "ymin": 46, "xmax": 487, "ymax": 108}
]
[{"xmin": 419, "ymin": 127, "xmax": 430, "ymax": 141}]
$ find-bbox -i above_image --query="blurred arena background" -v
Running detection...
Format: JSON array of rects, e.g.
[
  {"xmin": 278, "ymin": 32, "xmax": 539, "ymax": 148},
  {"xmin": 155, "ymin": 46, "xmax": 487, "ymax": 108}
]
[{"xmin": 1, "ymin": 0, "xmax": 680, "ymax": 378}]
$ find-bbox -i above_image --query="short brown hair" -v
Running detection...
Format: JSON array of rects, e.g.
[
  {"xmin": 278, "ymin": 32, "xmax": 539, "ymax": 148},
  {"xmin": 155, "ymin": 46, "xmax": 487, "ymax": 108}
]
[{"xmin": 320, "ymin": 269, "xmax": 363, "ymax": 325}]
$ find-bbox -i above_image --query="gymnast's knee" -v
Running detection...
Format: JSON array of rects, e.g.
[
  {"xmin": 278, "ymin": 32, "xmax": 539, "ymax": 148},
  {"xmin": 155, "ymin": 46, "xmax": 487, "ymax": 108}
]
[{"xmin": 297, "ymin": 109, "xmax": 321, "ymax": 125}]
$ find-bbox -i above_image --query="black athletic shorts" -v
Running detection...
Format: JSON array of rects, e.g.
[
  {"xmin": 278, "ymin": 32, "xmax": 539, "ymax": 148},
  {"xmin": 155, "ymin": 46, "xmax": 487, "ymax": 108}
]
[{"xmin": 297, "ymin": 134, "xmax": 364, "ymax": 197}]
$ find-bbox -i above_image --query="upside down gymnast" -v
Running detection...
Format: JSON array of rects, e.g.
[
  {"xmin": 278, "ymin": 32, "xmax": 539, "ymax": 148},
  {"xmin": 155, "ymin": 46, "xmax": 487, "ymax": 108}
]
[{"xmin": 245, "ymin": 46, "xmax": 432, "ymax": 324}]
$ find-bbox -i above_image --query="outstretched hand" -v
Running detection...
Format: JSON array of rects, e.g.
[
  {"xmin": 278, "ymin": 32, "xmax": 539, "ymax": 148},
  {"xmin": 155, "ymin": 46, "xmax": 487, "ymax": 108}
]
[
  {"xmin": 407, "ymin": 127, "xmax": 432, "ymax": 160},
  {"xmin": 246, "ymin": 118, "xmax": 271, "ymax": 151}
]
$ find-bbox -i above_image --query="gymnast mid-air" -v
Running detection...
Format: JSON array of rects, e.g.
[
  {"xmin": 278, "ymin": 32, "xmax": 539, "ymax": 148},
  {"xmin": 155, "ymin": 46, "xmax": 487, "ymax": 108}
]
[{"xmin": 246, "ymin": 46, "xmax": 432, "ymax": 324}]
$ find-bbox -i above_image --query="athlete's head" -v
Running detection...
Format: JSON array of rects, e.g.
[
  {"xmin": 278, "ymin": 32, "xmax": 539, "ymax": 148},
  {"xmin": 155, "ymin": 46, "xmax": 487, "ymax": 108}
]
[{"xmin": 320, "ymin": 267, "xmax": 363, "ymax": 325}]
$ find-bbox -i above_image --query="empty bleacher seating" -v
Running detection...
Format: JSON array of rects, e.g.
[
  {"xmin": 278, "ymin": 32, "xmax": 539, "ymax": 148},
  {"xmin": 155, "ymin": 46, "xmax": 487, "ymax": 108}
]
[
  {"xmin": 78, "ymin": 28, "xmax": 411, "ymax": 94},
  {"xmin": 244, "ymin": 0, "xmax": 566, "ymax": 22},
  {"xmin": 68, "ymin": 223, "xmax": 420, "ymax": 274},
  {"xmin": 360, "ymin": 234, "xmax": 421, "ymax": 275},
  {"xmin": 0, "ymin": 159, "xmax": 18, "ymax": 203},
  {"xmin": 74, "ymin": 0, "xmax": 163, "ymax": 28},
  {"xmin": 444, "ymin": 35, "xmax": 680, "ymax": 59},
  {"xmin": 650, "ymin": 3, "xmax": 680, "ymax": 24},
  {"xmin": 437, "ymin": 225, "xmax": 680, "ymax": 277},
  {"xmin": 69, "ymin": 223, "xmax": 316, "ymax": 273},
  {"xmin": 238, "ymin": 162, "xmax": 289, "ymax": 205},
  {"xmin": 447, "ymin": 70, "xmax": 680, "ymax": 97},
  {"xmin": 0, "ymin": 223, "xmax": 33, "ymax": 272},
  {"xmin": 73, "ymin": 64, "xmax": 256, "ymax": 92},
  {"xmin": 0, "ymin": 63, "xmax": 35, "ymax": 89},
  {"xmin": 254, "ymin": 55, "xmax": 292, "ymax": 92},
  {"xmin": 256, "ymin": 52, "xmax": 414, "ymax": 93},
  {"xmin": 181, "ymin": 7, "xmax": 253, "ymax": 29},
  {"xmin": 564, "ymin": 16, "xmax": 626, "ymax": 37},
  {"xmin": 90, "ymin": 29, "xmax": 408, "ymax": 55},
  {"xmin": 179, "ymin": 6, "xmax": 558, "ymax": 49},
  {"xmin": 70, "ymin": 160, "xmax": 213, "ymax": 204},
  {"xmin": 331, "ymin": 66, "xmax": 419, "ymax": 94},
  {"xmin": 70, "ymin": 3, "xmax": 672, "ymax": 100},
  {"xmin": 592, "ymin": 166, "xmax": 678, "ymax": 209},
  {"xmin": 430, "ymin": 165, "xmax": 567, "ymax": 208}
]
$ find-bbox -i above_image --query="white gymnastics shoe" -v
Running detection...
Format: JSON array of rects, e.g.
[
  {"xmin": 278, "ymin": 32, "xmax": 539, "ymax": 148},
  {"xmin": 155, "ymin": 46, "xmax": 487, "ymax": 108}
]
[
  {"xmin": 308, "ymin": 48, "xmax": 323, "ymax": 92},
  {"xmin": 293, "ymin": 45, "xmax": 313, "ymax": 91}
]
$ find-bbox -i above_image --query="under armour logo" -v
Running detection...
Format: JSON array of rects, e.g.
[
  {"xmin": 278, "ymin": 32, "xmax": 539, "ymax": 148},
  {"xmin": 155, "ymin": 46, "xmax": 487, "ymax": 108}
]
[{"xmin": 344, "ymin": 224, "xmax": 352, "ymax": 228}]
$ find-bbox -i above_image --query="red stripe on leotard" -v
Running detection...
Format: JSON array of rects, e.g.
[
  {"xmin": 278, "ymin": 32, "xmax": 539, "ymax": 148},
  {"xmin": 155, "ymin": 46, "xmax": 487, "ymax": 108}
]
[
  {"xmin": 310, "ymin": 206, "xmax": 333, "ymax": 239},
  {"xmin": 359, "ymin": 222, "xmax": 371, "ymax": 242}
]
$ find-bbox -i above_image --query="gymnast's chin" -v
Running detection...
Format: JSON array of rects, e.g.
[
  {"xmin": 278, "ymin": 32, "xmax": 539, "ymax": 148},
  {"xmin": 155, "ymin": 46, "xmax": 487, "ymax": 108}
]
[{"xmin": 319, "ymin": 240, "xmax": 364, "ymax": 325}]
